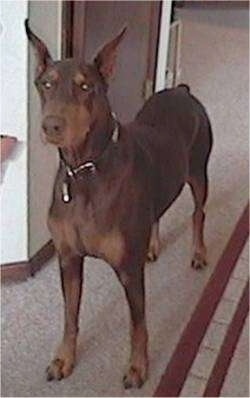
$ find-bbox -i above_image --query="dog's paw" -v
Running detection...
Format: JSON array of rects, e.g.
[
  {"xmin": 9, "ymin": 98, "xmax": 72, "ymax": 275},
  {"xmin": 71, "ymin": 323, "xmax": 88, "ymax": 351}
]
[
  {"xmin": 123, "ymin": 366, "xmax": 146, "ymax": 389},
  {"xmin": 46, "ymin": 357, "xmax": 74, "ymax": 381},
  {"xmin": 191, "ymin": 252, "xmax": 207, "ymax": 270},
  {"xmin": 146, "ymin": 242, "xmax": 160, "ymax": 263},
  {"xmin": 146, "ymin": 249, "xmax": 159, "ymax": 262}
]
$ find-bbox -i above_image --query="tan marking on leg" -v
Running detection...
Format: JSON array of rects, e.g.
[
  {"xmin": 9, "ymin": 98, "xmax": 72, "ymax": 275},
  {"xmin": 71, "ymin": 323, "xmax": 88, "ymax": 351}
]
[
  {"xmin": 188, "ymin": 174, "xmax": 208, "ymax": 269},
  {"xmin": 118, "ymin": 264, "xmax": 148, "ymax": 390},
  {"xmin": 46, "ymin": 254, "xmax": 83, "ymax": 382},
  {"xmin": 124, "ymin": 322, "xmax": 148, "ymax": 389},
  {"xmin": 191, "ymin": 208, "xmax": 207, "ymax": 269},
  {"xmin": 147, "ymin": 222, "xmax": 160, "ymax": 262}
]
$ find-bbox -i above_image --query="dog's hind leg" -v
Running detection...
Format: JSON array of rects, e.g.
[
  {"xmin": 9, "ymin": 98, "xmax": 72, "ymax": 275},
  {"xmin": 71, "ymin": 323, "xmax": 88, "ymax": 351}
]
[
  {"xmin": 147, "ymin": 221, "xmax": 160, "ymax": 262},
  {"xmin": 188, "ymin": 117, "xmax": 212, "ymax": 269},
  {"xmin": 46, "ymin": 254, "xmax": 83, "ymax": 381},
  {"xmin": 188, "ymin": 171, "xmax": 208, "ymax": 269}
]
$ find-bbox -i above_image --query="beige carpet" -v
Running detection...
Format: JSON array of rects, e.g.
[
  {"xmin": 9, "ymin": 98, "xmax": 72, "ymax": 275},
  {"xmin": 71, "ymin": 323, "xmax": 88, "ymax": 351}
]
[{"xmin": 1, "ymin": 6, "xmax": 249, "ymax": 397}]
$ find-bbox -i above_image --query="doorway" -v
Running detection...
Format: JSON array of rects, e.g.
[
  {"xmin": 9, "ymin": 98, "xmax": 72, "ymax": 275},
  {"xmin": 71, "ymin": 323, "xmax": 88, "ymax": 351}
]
[{"xmin": 62, "ymin": 1, "xmax": 169, "ymax": 123}]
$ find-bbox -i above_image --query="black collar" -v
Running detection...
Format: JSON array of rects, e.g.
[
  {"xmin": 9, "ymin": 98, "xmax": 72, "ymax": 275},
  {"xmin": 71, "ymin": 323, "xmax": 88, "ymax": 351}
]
[
  {"xmin": 58, "ymin": 113, "xmax": 119, "ymax": 203},
  {"xmin": 59, "ymin": 112, "xmax": 119, "ymax": 178}
]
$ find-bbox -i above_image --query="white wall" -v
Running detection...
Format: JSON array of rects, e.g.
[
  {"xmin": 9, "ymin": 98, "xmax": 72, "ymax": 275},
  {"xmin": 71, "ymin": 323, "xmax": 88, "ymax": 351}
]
[
  {"xmin": 0, "ymin": 1, "xmax": 61, "ymax": 264},
  {"xmin": 0, "ymin": 1, "xmax": 28, "ymax": 263}
]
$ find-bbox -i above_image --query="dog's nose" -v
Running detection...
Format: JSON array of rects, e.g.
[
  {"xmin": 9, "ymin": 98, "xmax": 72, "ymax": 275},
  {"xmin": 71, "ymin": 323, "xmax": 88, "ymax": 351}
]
[{"xmin": 42, "ymin": 116, "xmax": 66, "ymax": 136}]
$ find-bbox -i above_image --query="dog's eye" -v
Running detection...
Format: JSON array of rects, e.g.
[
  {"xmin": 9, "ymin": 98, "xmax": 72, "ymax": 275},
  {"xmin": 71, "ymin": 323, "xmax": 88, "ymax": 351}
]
[
  {"xmin": 81, "ymin": 83, "xmax": 89, "ymax": 91},
  {"xmin": 43, "ymin": 81, "xmax": 52, "ymax": 89}
]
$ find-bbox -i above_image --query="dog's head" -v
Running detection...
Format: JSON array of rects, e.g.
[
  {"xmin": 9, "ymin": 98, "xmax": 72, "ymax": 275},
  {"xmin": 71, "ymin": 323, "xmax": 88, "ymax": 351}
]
[{"xmin": 25, "ymin": 20, "xmax": 126, "ymax": 150}]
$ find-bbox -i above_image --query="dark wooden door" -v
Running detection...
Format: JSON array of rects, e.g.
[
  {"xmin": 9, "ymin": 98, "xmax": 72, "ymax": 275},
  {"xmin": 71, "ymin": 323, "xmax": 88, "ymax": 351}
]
[{"xmin": 70, "ymin": 1, "xmax": 160, "ymax": 123}]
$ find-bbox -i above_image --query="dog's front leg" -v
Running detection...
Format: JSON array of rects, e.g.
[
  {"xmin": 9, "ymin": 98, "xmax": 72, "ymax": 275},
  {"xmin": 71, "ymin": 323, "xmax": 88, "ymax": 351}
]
[
  {"xmin": 47, "ymin": 254, "xmax": 83, "ymax": 381},
  {"xmin": 116, "ymin": 262, "xmax": 148, "ymax": 389}
]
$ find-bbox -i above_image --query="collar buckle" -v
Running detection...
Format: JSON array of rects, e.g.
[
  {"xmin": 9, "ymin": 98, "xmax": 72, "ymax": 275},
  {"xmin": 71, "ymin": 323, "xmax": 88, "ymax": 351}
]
[
  {"xmin": 65, "ymin": 161, "xmax": 96, "ymax": 178},
  {"xmin": 74, "ymin": 161, "xmax": 96, "ymax": 175}
]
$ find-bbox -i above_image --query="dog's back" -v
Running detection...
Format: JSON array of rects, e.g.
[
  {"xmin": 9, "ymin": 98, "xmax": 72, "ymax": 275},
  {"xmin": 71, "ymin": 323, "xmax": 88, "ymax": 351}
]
[
  {"xmin": 136, "ymin": 85, "xmax": 211, "ymax": 151},
  {"xmin": 128, "ymin": 85, "xmax": 213, "ymax": 218}
]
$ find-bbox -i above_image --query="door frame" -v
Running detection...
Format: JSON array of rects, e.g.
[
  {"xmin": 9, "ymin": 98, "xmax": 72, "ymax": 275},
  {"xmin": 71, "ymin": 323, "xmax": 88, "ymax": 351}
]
[
  {"xmin": 62, "ymin": 1, "xmax": 86, "ymax": 59},
  {"xmin": 155, "ymin": 0, "xmax": 172, "ymax": 91},
  {"xmin": 61, "ymin": 0, "xmax": 74, "ymax": 58}
]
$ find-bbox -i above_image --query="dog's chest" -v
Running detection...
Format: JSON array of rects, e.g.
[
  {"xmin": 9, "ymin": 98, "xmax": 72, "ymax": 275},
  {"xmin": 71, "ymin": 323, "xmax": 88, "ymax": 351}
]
[{"xmin": 48, "ymin": 198, "xmax": 125, "ymax": 266}]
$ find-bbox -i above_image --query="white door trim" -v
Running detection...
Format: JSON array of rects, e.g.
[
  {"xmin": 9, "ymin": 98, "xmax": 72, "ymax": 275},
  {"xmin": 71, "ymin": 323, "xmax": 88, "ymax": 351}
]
[{"xmin": 155, "ymin": 0, "xmax": 172, "ymax": 92}]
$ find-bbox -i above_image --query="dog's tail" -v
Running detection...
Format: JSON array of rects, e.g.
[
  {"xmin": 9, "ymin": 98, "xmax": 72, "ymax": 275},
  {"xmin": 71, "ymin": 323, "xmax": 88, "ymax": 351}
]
[{"xmin": 177, "ymin": 83, "xmax": 190, "ymax": 93}]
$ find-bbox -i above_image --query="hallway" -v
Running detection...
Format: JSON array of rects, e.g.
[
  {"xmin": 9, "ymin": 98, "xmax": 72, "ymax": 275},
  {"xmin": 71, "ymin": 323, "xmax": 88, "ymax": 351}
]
[{"xmin": 1, "ymin": 5, "xmax": 249, "ymax": 397}]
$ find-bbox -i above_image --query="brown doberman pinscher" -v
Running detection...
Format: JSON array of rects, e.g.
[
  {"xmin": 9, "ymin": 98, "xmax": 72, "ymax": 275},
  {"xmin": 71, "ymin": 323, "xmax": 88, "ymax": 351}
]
[{"xmin": 25, "ymin": 20, "xmax": 213, "ymax": 389}]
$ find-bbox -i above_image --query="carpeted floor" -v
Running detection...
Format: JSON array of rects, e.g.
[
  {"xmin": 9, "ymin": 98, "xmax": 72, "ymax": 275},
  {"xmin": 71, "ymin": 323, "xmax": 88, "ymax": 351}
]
[{"xmin": 1, "ymin": 6, "xmax": 249, "ymax": 398}]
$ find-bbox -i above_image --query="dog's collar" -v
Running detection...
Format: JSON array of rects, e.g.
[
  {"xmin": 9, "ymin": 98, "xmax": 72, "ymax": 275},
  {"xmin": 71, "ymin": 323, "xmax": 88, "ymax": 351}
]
[
  {"xmin": 63, "ymin": 161, "xmax": 96, "ymax": 177},
  {"xmin": 59, "ymin": 112, "xmax": 119, "ymax": 203}
]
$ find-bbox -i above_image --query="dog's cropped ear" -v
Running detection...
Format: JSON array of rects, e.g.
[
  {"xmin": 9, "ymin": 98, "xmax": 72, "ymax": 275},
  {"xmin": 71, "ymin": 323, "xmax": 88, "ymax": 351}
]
[
  {"xmin": 25, "ymin": 19, "xmax": 53, "ymax": 76},
  {"xmin": 94, "ymin": 27, "xmax": 127, "ymax": 82}
]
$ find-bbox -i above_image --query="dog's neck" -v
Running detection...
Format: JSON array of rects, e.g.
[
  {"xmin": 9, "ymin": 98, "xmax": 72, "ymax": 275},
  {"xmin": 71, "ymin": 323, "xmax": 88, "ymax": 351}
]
[
  {"xmin": 57, "ymin": 114, "xmax": 131, "ymax": 204},
  {"xmin": 59, "ymin": 113, "xmax": 119, "ymax": 171}
]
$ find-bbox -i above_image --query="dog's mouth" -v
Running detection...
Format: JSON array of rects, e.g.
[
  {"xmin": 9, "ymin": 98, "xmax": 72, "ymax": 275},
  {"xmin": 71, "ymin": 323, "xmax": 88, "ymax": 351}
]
[
  {"xmin": 42, "ymin": 128, "xmax": 87, "ymax": 149},
  {"xmin": 42, "ymin": 131, "xmax": 64, "ymax": 147}
]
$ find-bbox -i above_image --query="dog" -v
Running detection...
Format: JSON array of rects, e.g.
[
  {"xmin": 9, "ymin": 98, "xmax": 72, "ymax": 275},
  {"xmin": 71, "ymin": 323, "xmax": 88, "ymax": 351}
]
[{"xmin": 25, "ymin": 19, "xmax": 213, "ymax": 389}]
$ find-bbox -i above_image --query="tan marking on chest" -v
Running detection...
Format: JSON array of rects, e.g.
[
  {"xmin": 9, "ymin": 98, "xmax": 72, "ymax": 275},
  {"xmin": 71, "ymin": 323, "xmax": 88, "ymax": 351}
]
[
  {"xmin": 100, "ymin": 229, "xmax": 125, "ymax": 266},
  {"xmin": 80, "ymin": 228, "xmax": 125, "ymax": 266},
  {"xmin": 48, "ymin": 216, "xmax": 81, "ymax": 256},
  {"xmin": 48, "ymin": 215, "xmax": 125, "ymax": 265}
]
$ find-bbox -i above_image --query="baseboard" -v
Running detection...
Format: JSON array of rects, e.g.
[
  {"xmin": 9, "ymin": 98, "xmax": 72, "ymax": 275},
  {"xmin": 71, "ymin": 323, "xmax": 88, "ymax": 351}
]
[
  {"xmin": 0, "ymin": 261, "xmax": 30, "ymax": 282},
  {"xmin": 0, "ymin": 240, "xmax": 55, "ymax": 283},
  {"xmin": 30, "ymin": 240, "xmax": 55, "ymax": 276}
]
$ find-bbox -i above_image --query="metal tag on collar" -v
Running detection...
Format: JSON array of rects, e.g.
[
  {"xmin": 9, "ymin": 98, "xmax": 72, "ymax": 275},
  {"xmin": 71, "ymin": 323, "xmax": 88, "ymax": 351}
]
[
  {"xmin": 111, "ymin": 112, "xmax": 119, "ymax": 143},
  {"xmin": 112, "ymin": 126, "xmax": 119, "ymax": 143},
  {"xmin": 66, "ymin": 166, "xmax": 74, "ymax": 177},
  {"xmin": 62, "ymin": 181, "xmax": 71, "ymax": 203}
]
